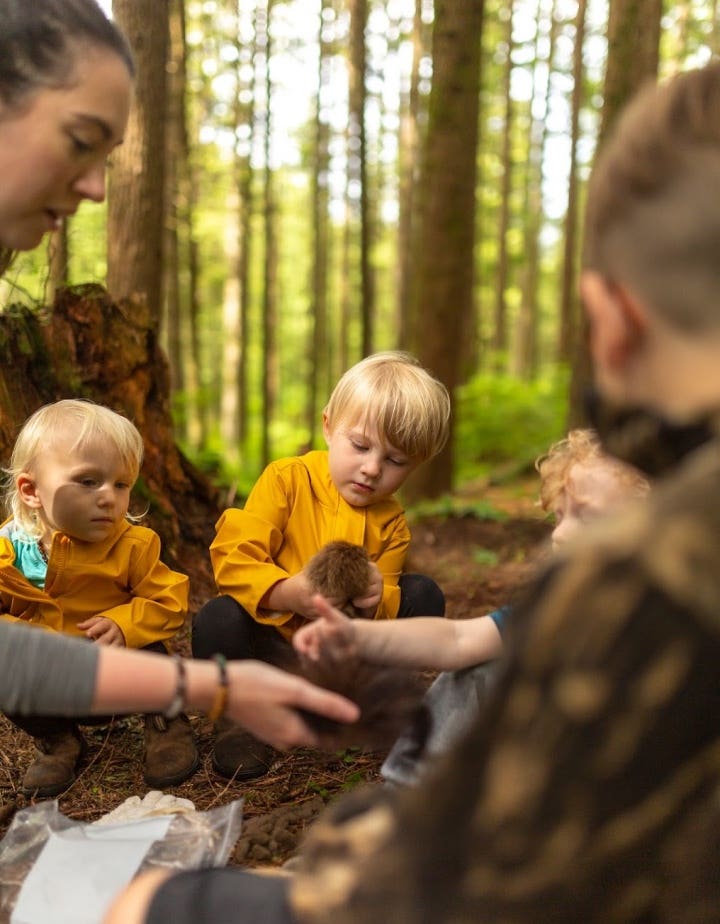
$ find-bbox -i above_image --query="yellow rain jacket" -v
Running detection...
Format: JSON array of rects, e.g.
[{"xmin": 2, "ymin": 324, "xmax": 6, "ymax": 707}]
[
  {"xmin": 210, "ymin": 451, "xmax": 410, "ymax": 639},
  {"xmin": 0, "ymin": 518, "xmax": 188, "ymax": 650}
]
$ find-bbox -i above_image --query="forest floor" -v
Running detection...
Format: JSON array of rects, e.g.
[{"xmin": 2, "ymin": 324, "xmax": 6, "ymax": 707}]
[{"xmin": 0, "ymin": 477, "xmax": 551, "ymax": 868}]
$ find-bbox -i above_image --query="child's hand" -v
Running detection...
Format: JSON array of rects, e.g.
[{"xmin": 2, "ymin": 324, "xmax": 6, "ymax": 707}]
[
  {"xmin": 77, "ymin": 616, "xmax": 126, "ymax": 647},
  {"xmin": 351, "ymin": 562, "xmax": 383, "ymax": 617},
  {"xmin": 265, "ymin": 572, "xmax": 346, "ymax": 618},
  {"xmin": 293, "ymin": 594, "xmax": 359, "ymax": 662}
]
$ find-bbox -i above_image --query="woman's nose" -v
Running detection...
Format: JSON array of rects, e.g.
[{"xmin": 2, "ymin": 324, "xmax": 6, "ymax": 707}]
[{"xmin": 73, "ymin": 162, "xmax": 107, "ymax": 203}]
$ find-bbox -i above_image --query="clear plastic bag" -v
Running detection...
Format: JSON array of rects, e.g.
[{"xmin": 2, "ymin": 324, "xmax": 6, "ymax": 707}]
[{"xmin": 0, "ymin": 798, "xmax": 243, "ymax": 924}]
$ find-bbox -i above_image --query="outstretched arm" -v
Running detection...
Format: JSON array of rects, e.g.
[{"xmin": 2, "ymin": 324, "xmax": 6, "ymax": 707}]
[
  {"xmin": 293, "ymin": 595, "xmax": 504, "ymax": 671},
  {"xmin": 92, "ymin": 646, "xmax": 360, "ymax": 750}
]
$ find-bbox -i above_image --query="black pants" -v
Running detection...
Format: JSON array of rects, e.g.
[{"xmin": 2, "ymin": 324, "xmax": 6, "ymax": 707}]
[
  {"xmin": 146, "ymin": 869, "xmax": 295, "ymax": 924},
  {"xmin": 192, "ymin": 573, "xmax": 445, "ymax": 662},
  {"xmin": 7, "ymin": 640, "xmax": 169, "ymax": 739}
]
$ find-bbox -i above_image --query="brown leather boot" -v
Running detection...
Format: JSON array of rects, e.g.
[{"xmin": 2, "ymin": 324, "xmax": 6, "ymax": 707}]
[
  {"xmin": 143, "ymin": 714, "xmax": 199, "ymax": 788},
  {"xmin": 212, "ymin": 718, "xmax": 273, "ymax": 780},
  {"xmin": 22, "ymin": 726, "xmax": 85, "ymax": 798}
]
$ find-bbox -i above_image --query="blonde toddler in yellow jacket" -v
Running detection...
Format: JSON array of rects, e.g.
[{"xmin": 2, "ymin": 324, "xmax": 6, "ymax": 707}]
[
  {"xmin": 193, "ymin": 351, "xmax": 451, "ymax": 780},
  {"xmin": 0, "ymin": 399, "xmax": 197, "ymax": 796}
]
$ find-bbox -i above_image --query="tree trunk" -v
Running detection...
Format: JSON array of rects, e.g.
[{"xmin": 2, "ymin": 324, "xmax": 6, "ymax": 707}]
[
  {"xmin": 514, "ymin": 0, "xmax": 559, "ymax": 380},
  {"xmin": 491, "ymin": 3, "xmax": 515, "ymax": 368},
  {"xmin": 108, "ymin": 0, "xmax": 169, "ymax": 323},
  {"xmin": 305, "ymin": 0, "xmax": 332, "ymax": 450},
  {"xmin": 397, "ymin": 0, "xmax": 425, "ymax": 351},
  {"xmin": 164, "ymin": 0, "xmax": 186, "ymax": 427},
  {"xmin": 406, "ymin": 0, "xmax": 484, "ymax": 501},
  {"xmin": 558, "ymin": 0, "xmax": 587, "ymax": 366},
  {"xmin": 260, "ymin": 0, "xmax": 278, "ymax": 468},
  {"xmin": 47, "ymin": 221, "xmax": 70, "ymax": 304},
  {"xmin": 567, "ymin": 0, "xmax": 661, "ymax": 426},
  {"xmin": 348, "ymin": 0, "xmax": 374, "ymax": 356}
]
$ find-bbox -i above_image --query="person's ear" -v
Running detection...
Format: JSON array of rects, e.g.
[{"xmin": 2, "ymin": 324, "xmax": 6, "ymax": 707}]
[
  {"xmin": 322, "ymin": 411, "xmax": 332, "ymax": 445},
  {"xmin": 16, "ymin": 473, "xmax": 42, "ymax": 509},
  {"xmin": 581, "ymin": 271, "xmax": 648, "ymax": 373}
]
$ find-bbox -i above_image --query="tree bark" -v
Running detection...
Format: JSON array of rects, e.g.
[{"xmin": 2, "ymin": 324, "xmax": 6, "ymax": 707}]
[
  {"xmin": 567, "ymin": 0, "xmax": 661, "ymax": 425},
  {"xmin": 397, "ymin": 0, "xmax": 425, "ymax": 351},
  {"xmin": 405, "ymin": 0, "xmax": 484, "ymax": 501},
  {"xmin": 557, "ymin": 0, "xmax": 587, "ymax": 366},
  {"xmin": 348, "ymin": 0, "xmax": 375, "ymax": 356},
  {"xmin": 491, "ymin": 3, "xmax": 515, "ymax": 368},
  {"xmin": 108, "ymin": 0, "xmax": 169, "ymax": 323},
  {"xmin": 514, "ymin": 0, "xmax": 559, "ymax": 380},
  {"xmin": 260, "ymin": 0, "xmax": 278, "ymax": 468},
  {"xmin": 305, "ymin": 0, "xmax": 332, "ymax": 450}
]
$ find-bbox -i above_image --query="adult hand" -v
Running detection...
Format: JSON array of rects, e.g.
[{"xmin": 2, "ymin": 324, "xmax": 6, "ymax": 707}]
[
  {"xmin": 224, "ymin": 659, "xmax": 360, "ymax": 749},
  {"xmin": 77, "ymin": 616, "xmax": 126, "ymax": 646},
  {"xmin": 293, "ymin": 594, "xmax": 359, "ymax": 662}
]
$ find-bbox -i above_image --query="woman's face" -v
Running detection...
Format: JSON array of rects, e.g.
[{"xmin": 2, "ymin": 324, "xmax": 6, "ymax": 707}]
[{"xmin": 0, "ymin": 47, "xmax": 132, "ymax": 252}]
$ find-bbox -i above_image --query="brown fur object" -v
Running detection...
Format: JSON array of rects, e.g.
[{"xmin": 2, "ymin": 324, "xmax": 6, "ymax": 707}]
[
  {"xmin": 304, "ymin": 541, "xmax": 371, "ymax": 618},
  {"xmin": 287, "ymin": 540, "xmax": 431, "ymax": 752},
  {"xmin": 290, "ymin": 654, "xmax": 431, "ymax": 754}
]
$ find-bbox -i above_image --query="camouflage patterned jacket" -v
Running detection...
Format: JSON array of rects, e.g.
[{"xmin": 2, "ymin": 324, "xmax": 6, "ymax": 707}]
[{"xmin": 290, "ymin": 421, "xmax": 720, "ymax": 924}]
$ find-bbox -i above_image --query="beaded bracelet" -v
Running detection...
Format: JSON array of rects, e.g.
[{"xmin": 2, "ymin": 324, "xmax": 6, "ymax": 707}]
[
  {"xmin": 164, "ymin": 655, "xmax": 187, "ymax": 720},
  {"xmin": 207, "ymin": 654, "xmax": 229, "ymax": 723}
]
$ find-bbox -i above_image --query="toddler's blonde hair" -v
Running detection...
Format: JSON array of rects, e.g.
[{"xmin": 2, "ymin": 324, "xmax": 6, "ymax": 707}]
[
  {"xmin": 324, "ymin": 351, "xmax": 451, "ymax": 463},
  {"xmin": 4, "ymin": 399, "xmax": 144, "ymax": 538},
  {"xmin": 536, "ymin": 428, "xmax": 649, "ymax": 513}
]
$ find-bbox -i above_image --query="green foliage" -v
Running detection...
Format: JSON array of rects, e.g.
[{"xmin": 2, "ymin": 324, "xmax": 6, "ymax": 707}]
[
  {"xmin": 471, "ymin": 547, "xmax": 500, "ymax": 566},
  {"xmin": 406, "ymin": 495, "xmax": 509, "ymax": 522},
  {"xmin": 454, "ymin": 366, "xmax": 569, "ymax": 482}
]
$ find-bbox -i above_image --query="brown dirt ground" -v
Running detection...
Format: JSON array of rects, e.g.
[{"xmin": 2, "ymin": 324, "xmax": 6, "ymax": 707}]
[{"xmin": 0, "ymin": 480, "xmax": 551, "ymax": 868}]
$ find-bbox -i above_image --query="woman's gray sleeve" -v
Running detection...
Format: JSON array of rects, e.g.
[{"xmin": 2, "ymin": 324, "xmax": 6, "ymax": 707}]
[{"xmin": 0, "ymin": 622, "xmax": 98, "ymax": 714}]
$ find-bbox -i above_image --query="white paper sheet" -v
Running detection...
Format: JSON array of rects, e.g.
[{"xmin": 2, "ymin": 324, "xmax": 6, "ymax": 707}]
[{"xmin": 11, "ymin": 815, "xmax": 172, "ymax": 924}]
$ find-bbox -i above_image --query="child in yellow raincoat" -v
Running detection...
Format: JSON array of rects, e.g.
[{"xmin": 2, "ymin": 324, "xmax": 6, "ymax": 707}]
[{"xmin": 193, "ymin": 350, "xmax": 451, "ymax": 779}]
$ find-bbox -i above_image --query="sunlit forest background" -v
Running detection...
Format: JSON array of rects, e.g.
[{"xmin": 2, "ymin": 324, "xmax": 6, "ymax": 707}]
[{"xmin": 0, "ymin": 0, "xmax": 713, "ymax": 500}]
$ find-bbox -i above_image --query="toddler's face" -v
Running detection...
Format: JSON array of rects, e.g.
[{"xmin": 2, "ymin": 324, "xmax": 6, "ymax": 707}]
[
  {"xmin": 550, "ymin": 460, "xmax": 635, "ymax": 550},
  {"xmin": 323, "ymin": 414, "xmax": 417, "ymax": 508},
  {"xmin": 19, "ymin": 434, "xmax": 134, "ymax": 547}
]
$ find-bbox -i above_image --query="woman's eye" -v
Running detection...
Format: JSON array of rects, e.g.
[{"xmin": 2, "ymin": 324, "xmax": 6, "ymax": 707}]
[{"xmin": 70, "ymin": 136, "xmax": 94, "ymax": 154}]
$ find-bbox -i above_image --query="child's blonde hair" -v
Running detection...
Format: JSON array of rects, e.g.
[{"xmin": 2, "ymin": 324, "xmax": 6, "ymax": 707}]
[
  {"xmin": 324, "ymin": 351, "xmax": 451, "ymax": 462},
  {"xmin": 583, "ymin": 63, "xmax": 720, "ymax": 332},
  {"xmin": 535, "ymin": 428, "xmax": 649, "ymax": 513},
  {"xmin": 4, "ymin": 399, "xmax": 144, "ymax": 538}
]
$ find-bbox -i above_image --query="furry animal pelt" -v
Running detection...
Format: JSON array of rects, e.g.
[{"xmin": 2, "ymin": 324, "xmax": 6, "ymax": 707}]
[
  {"xmin": 304, "ymin": 540, "xmax": 371, "ymax": 618},
  {"xmin": 292, "ymin": 655, "xmax": 431, "ymax": 753},
  {"xmin": 288, "ymin": 541, "xmax": 431, "ymax": 752}
]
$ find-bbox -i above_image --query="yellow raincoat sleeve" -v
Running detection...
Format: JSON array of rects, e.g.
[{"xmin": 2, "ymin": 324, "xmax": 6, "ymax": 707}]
[
  {"xmin": 373, "ymin": 514, "xmax": 410, "ymax": 620},
  {"xmin": 98, "ymin": 530, "xmax": 188, "ymax": 649},
  {"xmin": 210, "ymin": 462, "xmax": 298, "ymax": 627}
]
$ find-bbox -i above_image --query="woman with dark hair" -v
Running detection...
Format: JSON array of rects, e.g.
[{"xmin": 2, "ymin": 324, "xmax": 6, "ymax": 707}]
[{"xmin": 0, "ymin": 0, "xmax": 357, "ymax": 753}]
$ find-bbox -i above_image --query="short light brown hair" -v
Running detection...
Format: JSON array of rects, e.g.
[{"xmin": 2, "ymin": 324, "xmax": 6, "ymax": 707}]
[
  {"xmin": 324, "ymin": 351, "xmax": 451, "ymax": 463},
  {"xmin": 536, "ymin": 428, "xmax": 649, "ymax": 512},
  {"xmin": 583, "ymin": 63, "xmax": 720, "ymax": 332},
  {"xmin": 4, "ymin": 399, "xmax": 144, "ymax": 537}
]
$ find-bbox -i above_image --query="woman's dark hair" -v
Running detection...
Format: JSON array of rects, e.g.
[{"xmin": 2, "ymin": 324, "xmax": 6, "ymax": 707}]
[{"xmin": 0, "ymin": 0, "xmax": 135, "ymax": 108}]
